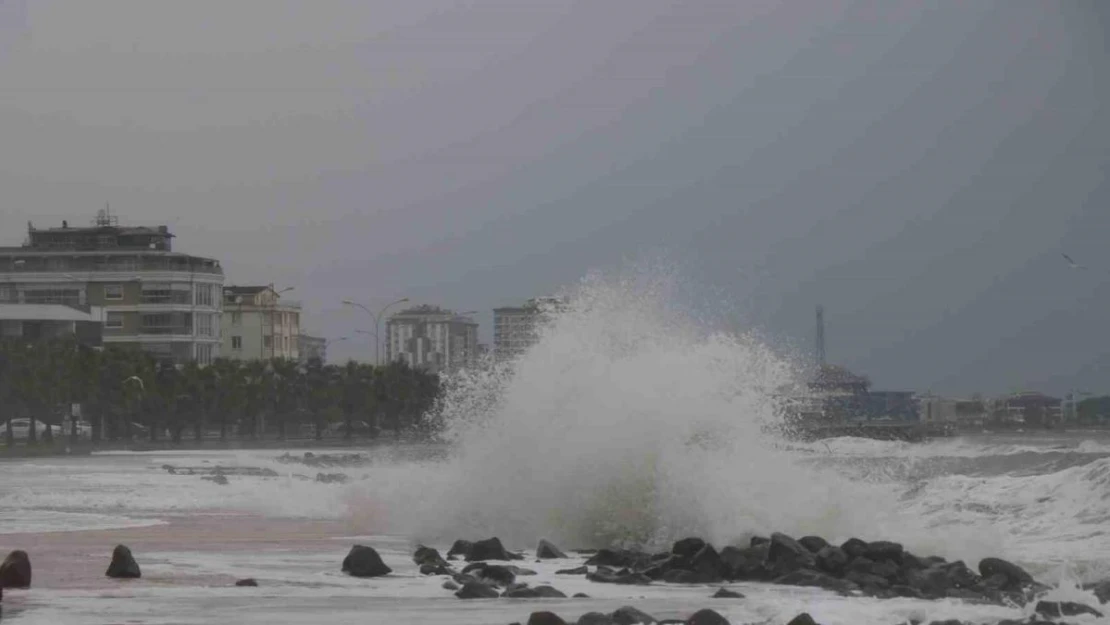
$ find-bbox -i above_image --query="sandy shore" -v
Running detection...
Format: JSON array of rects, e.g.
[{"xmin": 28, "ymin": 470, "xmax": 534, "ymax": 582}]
[{"xmin": 1, "ymin": 513, "xmax": 360, "ymax": 590}]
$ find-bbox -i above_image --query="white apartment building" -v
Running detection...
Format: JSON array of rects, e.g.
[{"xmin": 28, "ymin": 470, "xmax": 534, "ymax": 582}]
[
  {"xmin": 220, "ymin": 286, "xmax": 302, "ymax": 361},
  {"xmin": 0, "ymin": 212, "xmax": 224, "ymax": 364},
  {"xmin": 385, "ymin": 305, "xmax": 478, "ymax": 372},
  {"xmin": 493, "ymin": 296, "xmax": 567, "ymax": 360}
]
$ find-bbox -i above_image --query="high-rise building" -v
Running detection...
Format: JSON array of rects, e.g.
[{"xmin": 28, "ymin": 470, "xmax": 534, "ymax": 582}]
[
  {"xmin": 384, "ymin": 305, "xmax": 478, "ymax": 372},
  {"xmin": 493, "ymin": 296, "xmax": 566, "ymax": 360},
  {"xmin": 0, "ymin": 211, "xmax": 224, "ymax": 364},
  {"xmin": 220, "ymin": 286, "xmax": 301, "ymax": 361}
]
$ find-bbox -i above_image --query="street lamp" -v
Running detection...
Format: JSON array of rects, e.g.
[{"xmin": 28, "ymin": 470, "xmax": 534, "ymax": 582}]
[{"xmin": 342, "ymin": 297, "xmax": 409, "ymax": 365}]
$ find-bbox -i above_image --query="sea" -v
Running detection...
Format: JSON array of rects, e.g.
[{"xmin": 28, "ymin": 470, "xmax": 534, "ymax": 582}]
[{"xmin": 2, "ymin": 271, "xmax": 1109, "ymax": 624}]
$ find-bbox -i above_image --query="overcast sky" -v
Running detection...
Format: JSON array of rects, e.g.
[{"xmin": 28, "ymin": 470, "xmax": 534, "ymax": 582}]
[{"xmin": 1, "ymin": 1, "xmax": 1107, "ymax": 395}]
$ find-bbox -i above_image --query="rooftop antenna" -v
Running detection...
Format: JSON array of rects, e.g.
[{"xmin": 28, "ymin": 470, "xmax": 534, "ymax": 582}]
[
  {"xmin": 94, "ymin": 203, "xmax": 118, "ymax": 227},
  {"xmin": 816, "ymin": 305, "xmax": 826, "ymax": 368}
]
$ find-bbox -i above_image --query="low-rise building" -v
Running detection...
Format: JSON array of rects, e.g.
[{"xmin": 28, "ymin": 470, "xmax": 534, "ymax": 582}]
[
  {"xmin": 0, "ymin": 302, "xmax": 105, "ymax": 347},
  {"xmin": 385, "ymin": 305, "xmax": 478, "ymax": 372},
  {"xmin": 0, "ymin": 211, "xmax": 224, "ymax": 364},
  {"xmin": 220, "ymin": 286, "xmax": 301, "ymax": 361}
]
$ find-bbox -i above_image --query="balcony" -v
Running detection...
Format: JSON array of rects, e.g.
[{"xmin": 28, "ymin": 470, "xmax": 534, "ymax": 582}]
[{"xmin": 1, "ymin": 254, "xmax": 223, "ymax": 275}]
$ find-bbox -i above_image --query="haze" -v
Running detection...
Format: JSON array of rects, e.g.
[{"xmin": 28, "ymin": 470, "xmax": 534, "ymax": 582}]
[{"xmin": 0, "ymin": 1, "xmax": 1106, "ymax": 395}]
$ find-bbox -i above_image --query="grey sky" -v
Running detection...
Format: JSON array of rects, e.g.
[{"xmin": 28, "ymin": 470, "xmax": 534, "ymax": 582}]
[{"xmin": 0, "ymin": 1, "xmax": 1106, "ymax": 395}]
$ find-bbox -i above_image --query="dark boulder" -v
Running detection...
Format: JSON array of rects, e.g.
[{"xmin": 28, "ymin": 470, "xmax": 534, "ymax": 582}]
[
  {"xmin": 556, "ymin": 565, "xmax": 588, "ymax": 575},
  {"xmin": 0, "ymin": 550, "xmax": 31, "ymax": 588},
  {"xmin": 844, "ymin": 571, "xmax": 891, "ymax": 591},
  {"xmin": 977, "ymin": 557, "xmax": 1034, "ymax": 588},
  {"xmin": 105, "ymin": 544, "xmax": 142, "ymax": 579},
  {"xmin": 578, "ymin": 613, "xmax": 616, "ymax": 625},
  {"xmin": 537, "ymin": 539, "xmax": 568, "ymax": 560},
  {"xmin": 863, "ymin": 540, "xmax": 904, "ymax": 563},
  {"xmin": 839, "ymin": 538, "xmax": 868, "ymax": 559},
  {"xmin": 454, "ymin": 580, "xmax": 499, "ymax": 599},
  {"xmin": 527, "ymin": 612, "xmax": 569, "ymax": 625},
  {"xmin": 767, "ymin": 533, "xmax": 816, "ymax": 575},
  {"xmin": 586, "ymin": 549, "xmax": 637, "ymax": 568},
  {"xmin": 815, "ymin": 546, "xmax": 849, "ymax": 576},
  {"xmin": 462, "ymin": 562, "xmax": 516, "ymax": 586},
  {"xmin": 786, "ymin": 614, "xmax": 819, "ymax": 625},
  {"xmin": 719, "ymin": 544, "xmax": 767, "ymax": 580},
  {"xmin": 235, "ymin": 578, "xmax": 259, "ymax": 587},
  {"xmin": 573, "ymin": 592, "xmax": 590, "ymax": 598},
  {"xmin": 712, "ymin": 587, "xmax": 743, "ymax": 598},
  {"xmin": 466, "ymin": 537, "xmax": 519, "ymax": 561},
  {"xmin": 341, "ymin": 545, "xmax": 391, "ymax": 578},
  {"xmin": 1035, "ymin": 601, "xmax": 1103, "ymax": 618},
  {"xmin": 414, "ymin": 545, "xmax": 449, "ymax": 568},
  {"xmin": 420, "ymin": 563, "xmax": 454, "ymax": 576},
  {"xmin": 798, "ymin": 536, "xmax": 829, "ymax": 554},
  {"xmin": 750, "ymin": 536, "xmax": 770, "ymax": 547},
  {"xmin": 662, "ymin": 569, "xmax": 703, "ymax": 584},
  {"xmin": 686, "ymin": 608, "xmax": 729, "ymax": 625},
  {"xmin": 889, "ymin": 585, "xmax": 924, "ymax": 599},
  {"xmin": 442, "ymin": 580, "xmax": 459, "ymax": 590},
  {"xmin": 448, "ymin": 539, "xmax": 473, "ymax": 558},
  {"xmin": 504, "ymin": 585, "xmax": 568, "ymax": 598},
  {"xmin": 672, "ymin": 538, "xmax": 707, "ymax": 559},
  {"xmin": 203, "ymin": 474, "xmax": 229, "ymax": 485},
  {"xmin": 611, "ymin": 606, "xmax": 658, "ymax": 624},
  {"xmin": 900, "ymin": 552, "xmax": 928, "ymax": 571},
  {"xmin": 1085, "ymin": 579, "xmax": 1110, "ymax": 603},
  {"xmin": 774, "ymin": 569, "xmax": 858, "ymax": 594}
]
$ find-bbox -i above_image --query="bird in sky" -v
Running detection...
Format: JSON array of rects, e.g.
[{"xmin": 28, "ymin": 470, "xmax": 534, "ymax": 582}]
[{"xmin": 1062, "ymin": 253, "xmax": 1087, "ymax": 270}]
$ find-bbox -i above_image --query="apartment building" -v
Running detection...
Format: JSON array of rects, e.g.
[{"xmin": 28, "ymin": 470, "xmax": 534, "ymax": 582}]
[
  {"xmin": 492, "ymin": 296, "xmax": 567, "ymax": 360},
  {"xmin": 0, "ymin": 211, "xmax": 224, "ymax": 364},
  {"xmin": 298, "ymin": 334, "xmax": 327, "ymax": 363},
  {"xmin": 385, "ymin": 305, "xmax": 478, "ymax": 372},
  {"xmin": 220, "ymin": 285, "xmax": 301, "ymax": 361}
]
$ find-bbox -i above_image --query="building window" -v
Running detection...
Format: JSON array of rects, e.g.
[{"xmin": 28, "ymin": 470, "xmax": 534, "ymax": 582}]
[
  {"xmin": 232, "ymin": 336, "xmax": 242, "ymax": 350},
  {"xmin": 195, "ymin": 284, "xmax": 214, "ymax": 307},
  {"xmin": 196, "ymin": 343, "xmax": 213, "ymax": 365},
  {"xmin": 141, "ymin": 283, "xmax": 190, "ymax": 305},
  {"xmin": 197, "ymin": 313, "xmax": 214, "ymax": 337},
  {"xmin": 104, "ymin": 284, "xmax": 124, "ymax": 300},
  {"xmin": 231, "ymin": 311, "xmax": 241, "ymax": 325},
  {"xmin": 105, "ymin": 312, "xmax": 124, "ymax": 329},
  {"xmin": 264, "ymin": 335, "xmax": 273, "ymax": 348}
]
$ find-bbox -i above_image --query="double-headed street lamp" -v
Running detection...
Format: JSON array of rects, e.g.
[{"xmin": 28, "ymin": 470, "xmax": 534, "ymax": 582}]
[{"xmin": 342, "ymin": 297, "xmax": 409, "ymax": 365}]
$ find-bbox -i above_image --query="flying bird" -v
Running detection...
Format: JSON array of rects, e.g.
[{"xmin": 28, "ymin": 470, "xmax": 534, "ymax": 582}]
[{"xmin": 1062, "ymin": 254, "xmax": 1087, "ymax": 270}]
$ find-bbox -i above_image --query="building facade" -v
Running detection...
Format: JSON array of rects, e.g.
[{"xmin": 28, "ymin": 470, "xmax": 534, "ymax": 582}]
[
  {"xmin": 0, "ymin": 212, "xmax": 224, "ymax": 364},
  {"xmin": 0, "ymin": 303, "xmax": 105, "ymax": 347},
  {"xmin": 385, "ymin": 305, "xmax": 478, "ymax": 372},
  {"xmin": 298, "ymin": 334, "xmax": 327, "ymax": 363},
  {"xmin": 492, "ymin": 296, "xmax": 566, "ymax": 360},
  {"xmin": 220, "ymin": 286, "xmax": 301, "ymax": 361}
]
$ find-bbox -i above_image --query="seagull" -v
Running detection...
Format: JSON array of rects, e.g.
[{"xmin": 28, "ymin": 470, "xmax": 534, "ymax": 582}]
[
  {"xmin": 1062, "ymin": 254, "xmax": 1087, "ymax": 270},
  {"xmin": 123, "ymin": 376, "xmax": 145, "ymax": 391}
]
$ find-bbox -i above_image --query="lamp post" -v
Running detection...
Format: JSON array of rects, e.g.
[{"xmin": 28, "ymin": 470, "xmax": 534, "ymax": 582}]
[{"xmin": 342, "ymin": 297, "xmax": 409, "ymax": 365}]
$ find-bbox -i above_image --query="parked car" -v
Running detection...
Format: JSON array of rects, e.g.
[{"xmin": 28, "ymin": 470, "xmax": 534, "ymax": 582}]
[{"xmin": 4, "ymin": 418, "xmax": 51, "ymax": 440}]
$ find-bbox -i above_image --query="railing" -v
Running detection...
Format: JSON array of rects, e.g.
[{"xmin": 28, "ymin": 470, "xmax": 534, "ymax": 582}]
[
  {"xmin": 138, "ymin": 327, "xmax": 193, "ymax": 335},
  {"xmin": 1, "ymin": 255, "xmax": 223, "ymax": 275}
]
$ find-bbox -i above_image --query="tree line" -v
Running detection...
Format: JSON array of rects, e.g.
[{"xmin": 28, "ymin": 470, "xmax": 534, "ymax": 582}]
[{"xmin": 0, "ymin": 338, "xmax": 441, "ymax": 445}]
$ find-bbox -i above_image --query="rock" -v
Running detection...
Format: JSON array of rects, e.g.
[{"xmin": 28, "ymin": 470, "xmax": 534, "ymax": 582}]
[
  {"xmin": 105, "ymin": 544, "xmax": 142, "ymax": 579},
  {"xmin": 719, "ymin": 544, "xmax": 767, "ymax": 580},
  {"xmin": 900, "ymin": 552, "xmax": 928, "ymax": 571},
  {"xmin": 686, "ymin": 609, "xmax": 729, "ymax": 625},
  {"xmin": 578, "ymin": 613, "xmax": 616, "ymax": 625},
  {"xmin": 315, "ymin": 472, "xmax": 348, "ymax": 484},
  {"xmin": 750, "ymin": 536, "xmax": 770, "ymax": 547},
  {"xmin": 611, "ymin": 605, "xmax": 658, "ymax": 624},
  {"xmin": 537, "ymin": 539, "xmax": 568, "ymax": 560},
  {"xmin": 556, "ymin": 565, "xmax": 588, "ymax": 575},
  {"xmin": 775, "ymin": 569, "xmax": 858, "ymax": 594},
  {"xmin": 839, "ymin": 538, "xmax": 868, "ymax": 559},
  {"xmin": 689, "ymin": 545, "xmax": 726, "ymax": 582},
  {"xmin": 786, "ymin": 614, "xmax": 819, "ymax": 625},
  {"xmin": 442, "ymin": 580, "xmax": 459, "ymax": 590},
  {"xmin": 414, "ymin": 545, "xmax": 449, "ymax": 568},
  {"xmin": 508, "ymin": 565, "xmax": 539, "ymax": 576},
  {"xmin": 977, "ymin": 557, "xmax": 1034, "ymax": 588},
  {"xmin": 815, "ymin": 546, "xmax": 849, "ymax": 576},
  {"xmin": 1086, "ymin": 579, "xmax": 1110, "ymax": 603},
  {"xmin": 767, "ymin": 533, "xmax": 816, "ymax": 575},
  {"xmin": 235, "ymin": 578, "xmax": 258, "ymax": 587},
  {"xmin": 202, "ymin": 474, "xmax": 229, "ymax": 485},
  {"xmin": 162, "ymin": 464, "xmax": 176, "ymax": 474},
  {"xmin": 527, "ymin": 612, "xmax": 569, "ymax": 625},
  {"xmin": 462, "ymin": 562, "xmax": 516, "ymax": 586},
  {"xmin": 454, "ymin": 580, "xmax": 499, "ymax": 599},
  {"xmin": 0, "ymin": 550, "xmax": 32, "ymax": 588},
  {"xmin": 672, "ymin": 538, "xmax": 707, "ymax": 559},
  {"xmin": 420, "ymin": 563, "xmax": 454, "ymax": 576},
  {"xmin": 448, "ymin": 539, "xmax": 474, "ymax": 558},
  {"xmin": 586, "ymin": 549, "xmax": 635, "ymax": 568},
  {"xmin": 504, "ymin": 585, "xmax": 568, "ymax": 598},
  {"xmin": 1034, "ymin": 600, "xmax": 1103, "ymax": 618},
  {"xmin": 662, "ymin": 569, "xmax": 703, "ymax": 584},
  {"xmin": 863, "ymin": 541, "xmax": 904, "ymax": 563},
  {"xmin": 712, "ymin": 587, "xmax": 743, "ymax": 598},
  {"xmin": 799, "ymin": 536, "xmax": 829, "ymax": 554},
  {"xmin": 466, "ymin": 537, "xmax": 519, "ymax": 561},
  {"xmin": 573, "ymin": 592, "xmax": 590, "ymax": 598},
  {"xmin": 845, "ymin": 571, "xmax": 891, "ymax": 591},
  {"xmin": 588, "ymin": 569, "xmax": 652, "ymax": 585},
  {"xmin": 341, "ymin": 545, "xmax": 392, "ymax": 578}
]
